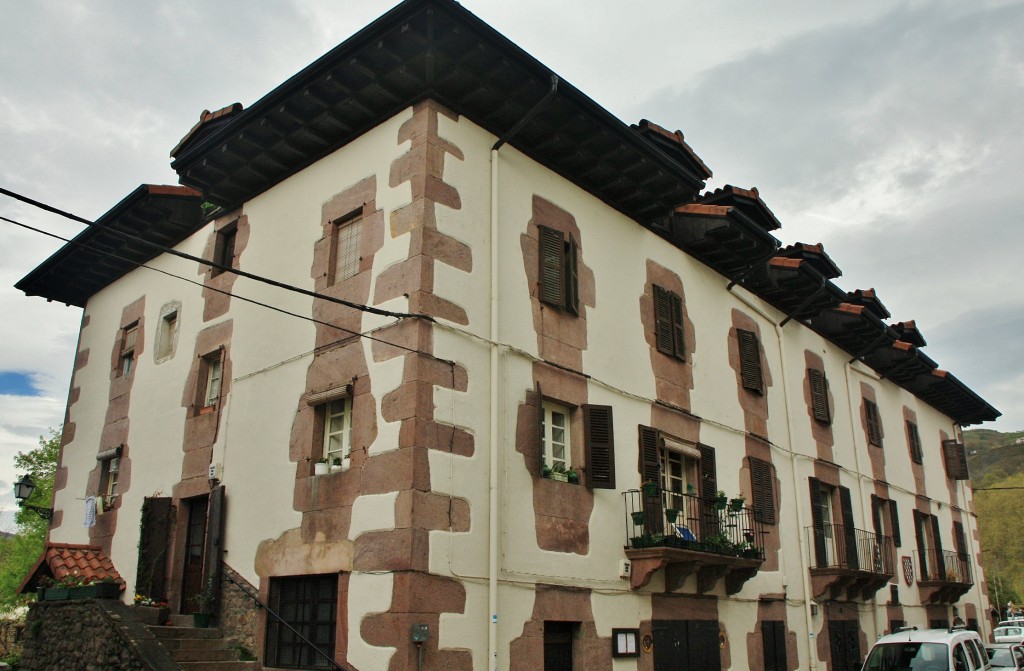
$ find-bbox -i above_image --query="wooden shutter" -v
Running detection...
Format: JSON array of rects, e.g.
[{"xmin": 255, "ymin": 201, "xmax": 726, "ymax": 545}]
[
  {"xmin": 136, "ymin": 496, "xmax": 173, "ymax": 600},
  {"xmin": 653, "ymin": 285, "xmax": 674, "ymax": 355},
  {"xmin": 583, "ymin": 405, "xmax": 615, "ymax": 489},
  {"xmin": 538, "ymin": 226, "xmax": 564, "ymax": 307},
  {"xmin": 698, "ymin": 443, "xmax": 718, "ymax": 537},
  {"xmin": 953, "ymin": 521, "xmax": 967, "ymax": 559},
  {"xmin": 809, "ymin": 369, "xmax": 830, "ymax": 423},
  {"xmin": 737, "ymin": 329, "xmax": 763, "ymax": 393},
  {"xmin": 566, "ymin": 236, "xmax": 579, "ymax": 315},
  {"xmin": 762, "ymin": 621, "xmax": 787, "ymax": 671},
  {"xmin": 942, "ymin": 440, "xmax": 969, "ymax": 480},
  {"xmin": 930, "ymin": 515, "xmax": 946, "ymax": 580},
  {"xmin": 907, "ymin": 422, "xmax": 923, "ymax": 464},
  {"xmin": 913, "ymin": 510, "xmax": 928, "ymax": 578},
  {"xmin": 870, "ymin": 495, "xmax": 883, "ymax": 538},
  {"xmin": 536, "ymin": 382, "xmax": 544, "ymax": 474},
  {"xmin": 749, "ymin": 457, "xmax": 775, "ymax": 524},
  {"xmin": 839, "ymin": 486, "xmax": 859, "ymax": 570},
  {"xmin": 201, "ymin": 485, "xmax": 226, "ymax": 611},
  {"xmin": 865, "ymin": 400, "xmax": 883, "ymax": 447},
  {"xmin": 670, "ymin": 291, "xmax": 685, "ymax": 359},
  {"xmin": 638, "ymin": 426, "xmax": 663, "ymax": 533},
  {"xmin": 889, "ymin": 499, "xmax": 902, "ymax": 548},
  {"xmin": 809, "ymin": 478, "xmax": 828, "ymax": 567}
]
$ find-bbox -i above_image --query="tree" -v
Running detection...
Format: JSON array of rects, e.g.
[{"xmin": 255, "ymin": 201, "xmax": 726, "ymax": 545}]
[{"xmin": 0, "ymin": 427, "xmax": 60, "ymax": 612}]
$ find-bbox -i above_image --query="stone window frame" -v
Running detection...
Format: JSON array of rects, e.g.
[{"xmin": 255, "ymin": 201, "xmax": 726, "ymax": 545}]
[{"xmin": 538, "ymin": 224, "xmax": 579, "ymax": 315}]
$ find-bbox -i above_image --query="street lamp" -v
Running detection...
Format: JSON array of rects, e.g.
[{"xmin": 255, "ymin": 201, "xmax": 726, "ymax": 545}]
[{"xmin": 13, "ymin": 474, "xmax": 53, "ymax": 522}]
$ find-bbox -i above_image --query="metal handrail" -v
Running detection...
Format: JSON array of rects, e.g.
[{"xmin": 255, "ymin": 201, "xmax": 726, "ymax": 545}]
[
  {"xmin": 913, "ymin": 548, "xmax": 973, "ymax": 584},
  {"xmin": 804, "ymin": 524, "xmax": 895, "ymax": 574},
  {"xmin": 221, "ymin": 562, "xmax": 348, "ymax": 671}
]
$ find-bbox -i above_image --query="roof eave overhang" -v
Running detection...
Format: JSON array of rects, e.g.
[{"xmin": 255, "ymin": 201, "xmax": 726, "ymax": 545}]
[{"xmin": 170, "ymin": 0, "xmax": 705, "ymax": 224}]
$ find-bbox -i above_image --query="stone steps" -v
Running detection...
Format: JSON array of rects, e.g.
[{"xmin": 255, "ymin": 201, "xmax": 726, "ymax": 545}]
[{"xmin": 147, "ymin": 623, "xmax": 260, "ymax": 671}]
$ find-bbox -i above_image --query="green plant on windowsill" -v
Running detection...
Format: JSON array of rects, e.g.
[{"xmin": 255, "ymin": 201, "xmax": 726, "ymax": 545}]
[
  {"xmin": 548, "ymin": 463, "xmax": 569, "ymax": 482},
  {"xmin": 728, "ymin": 494, "xmax": 746, "ymax": 512},
  {"xmin": 714, "ymin": 490, "xmax": 728, "ymax": 510},
  {"xmin": 566, "ymin": 467, "xmax": 579, "ymax": 485}
]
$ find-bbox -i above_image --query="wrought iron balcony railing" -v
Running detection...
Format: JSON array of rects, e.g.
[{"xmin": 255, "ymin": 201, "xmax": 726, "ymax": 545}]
[
  {"xmin": 805, "ymin": 524, "xmax": 895, "ymax": 576},
  {"xmin": 622, "ymin": 485, "xmax": 766, "ymax": 560},
  {"xmin": 915, "ymin": 548, "xmax": 973, "ymax": 584}
]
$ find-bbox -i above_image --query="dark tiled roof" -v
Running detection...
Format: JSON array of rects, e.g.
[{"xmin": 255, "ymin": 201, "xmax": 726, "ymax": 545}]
[
  {"xmin": 170, "ymin": 103, "xmax": 244, "ymax": 159},
  {"xmin": 699, "ymin": 185, "xmax": 782, "ymax": 232},
  {"xmin": 632, "ymin": 119, "xmax": 713, "ymax": 180}
]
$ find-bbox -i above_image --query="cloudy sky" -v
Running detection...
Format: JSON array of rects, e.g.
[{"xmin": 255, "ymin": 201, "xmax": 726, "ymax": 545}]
[{"xmin": 1, "ymin": 0, "xmax": 1021, "ymax": 530}]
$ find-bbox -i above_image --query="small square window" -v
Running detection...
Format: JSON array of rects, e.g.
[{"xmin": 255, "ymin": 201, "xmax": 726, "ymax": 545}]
[{"xmin": 119, "ymin": 323, "xmax": 138, "ymax": 377}]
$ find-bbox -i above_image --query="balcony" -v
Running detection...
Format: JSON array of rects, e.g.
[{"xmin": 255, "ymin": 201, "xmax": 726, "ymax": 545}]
[
  {"xmin": 915, "ymin": 549, "xmax": 973, "ymax": 604},
  {"xmin": 805, "ymin": 524, "xmax": 894, "ymax": 601},
  {"xmin": 622, "ymin": 487, "xmax": 766, "ymax": 592}
]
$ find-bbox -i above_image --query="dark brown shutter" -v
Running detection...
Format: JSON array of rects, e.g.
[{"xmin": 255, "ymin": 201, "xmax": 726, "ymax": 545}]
[
  {"xmin": 809, "ymin": 478, "xmax": 827, "ymax": 567},
  {"xmin": 538, "ymin": 225, "xmax": 564, "ymax": 307},
  {"xmin": 913, "ymin": 510, "xmax": 928, "ymax": 578},
  {"xmin": 865, "ymin": 400, "xmax": 883, "ymax": 447},
  {"xmin": 762, "ymin": 621, "xmax": 787, "ymax": 671},
  {"xmin": 136, "ymin": 496, "xmax": 173, "ymax": 600},
  {"xmin": 953, "ymin": 521, "xmax": 967, "ymax": 559},
  {"xmin": 871, "ymin": 495, "xmax": 883, "ymax": 538},
  {"xmin": 942, "ymin": 440, "xmax": 969, "ymax": 480},
  {"xmin": 907, "ymin": 422, "xmax": 923, "ymax": 464},
  {"xmin": 889, "ymin": 499, "xmax": 902, "ymax": 548},
  {"xmin": 839, "ymin": 486, "xmax": 859, "ymax": 569},
  {"xmin": 566, "ymin": 236, "xmax": 579, "ymax": 315},
  {"xmin": 638, "ymin": 426, "xmax": 663, "ymax": 533},
  {"xmin": 930, "ymin": 515, "xmax": 946, "ymax": 580},
  {"xmin": 698, "ymin": 443, "xmax": 718, "ymax": 537},
  {"xmin": 809, "ymin": 368, "xmax": 830, "ymax": 423},
  {"xmin": 583, "ymin": 405, "xmax": 615, "ymax": 489},
  {"xmin": 653, "ymin": 285, "xmax": 674, "ymax": 355},
  {"xmin": 670, "ymin": 291, "xmax": 685, "ymax": 359},
  {"xmin": 738, "ymin": 329, "xmax": 763, "ymax": 393},
  {"xmin": 749, "ymin": 457, "xmax": 776, "ymax": 524},
  {"xmin": 201, "ymin": 485, "xmax": 226, "ymax": 611},
  {"xmin": 536, "ymin": 381, "xmax": 544, "ymax": 474}
]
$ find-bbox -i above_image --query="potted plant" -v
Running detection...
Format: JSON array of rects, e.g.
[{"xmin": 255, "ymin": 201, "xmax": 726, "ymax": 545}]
[
  {"xmin": 133, "ymin": 594, "xmax": 170, "ymax": 625},
  {"xmin": 541, "ymin": 463, "xmax": 552, "ymax": 478},
  {"xmin": 330, "ymin": 457, "xmax": 344, "ymax": 473},
  {"xmin": 714, "ymin": 490, "xmax": 728, "ymax": 510},
  {"xmin": 631, "ymin": 511, "xmax": 645, "ymax": 526},
  {"xmin": 641, "ymin": 481, "xmax": 658, "ymax": 497},
  {"xmin": 729, "ymin": 495, "xmax": 745, "ymax": 512},
  {"xmin": 686, "ymin": 483, "xmax": 695, "ymax": 495},
  {"xmin": 189, "ymin": 578, "xmax": 217, "ymax": 628},
  {"xmin": 665, "ymin": 508, "xmax": 679, "ymax": 524},
  {"xmin": 548, "ymin": 463, "xmax": 568, "ymax": 482},
  {"xmin": 566, "ymin": 467, "xmax": 579, "ymax": 485},
  {"xmin": 314, "ymin": 458, "xmax": 329, "ymax": 476}
]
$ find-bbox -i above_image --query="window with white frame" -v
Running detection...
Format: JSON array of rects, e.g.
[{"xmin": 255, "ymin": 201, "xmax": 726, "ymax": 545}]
[
  {"xmin": 202, "ymin": 352, "xmax": 222, "ymax": 407},
  {"xmin": 323, "ymin": 397, "xmax": 352, "ymax": 468},
  {"xmin": 541, "ymin": 401, "xmax": 570, "ymax": 472},
  {"xmin": 659, "ymin": 438, "xmax": 700, "ymax": 495},
  {"xmin": 103, "ymin": 457, "xmax": 120, "ymax": 498}
]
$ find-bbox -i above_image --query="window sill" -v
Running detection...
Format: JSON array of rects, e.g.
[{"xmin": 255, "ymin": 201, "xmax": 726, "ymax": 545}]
[{"xmin": 197, "ymin": 405, "xmax": 216, "ymax": 416}]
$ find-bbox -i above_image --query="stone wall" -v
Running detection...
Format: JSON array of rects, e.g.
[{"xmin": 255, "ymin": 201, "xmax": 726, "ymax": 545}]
[
  {"xmin": 219, "ymin": 566, "xmax": 260, "ymax": 659},
  {"xmin": 0, "ymin": 617, "xmax": 23, "ymax": 662},
  {"xmin": 20, "ymin": 600, "xmax": 178, "ymax": 671}
]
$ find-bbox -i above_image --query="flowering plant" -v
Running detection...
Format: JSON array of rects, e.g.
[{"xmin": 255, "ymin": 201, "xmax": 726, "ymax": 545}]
[
  {"xmin": 39, "ymin": 572, "xmax": 118, "ymax": 589},
  {"xmin": 134, "ymin": 593, "xmax": 168, "ymax": 607}
]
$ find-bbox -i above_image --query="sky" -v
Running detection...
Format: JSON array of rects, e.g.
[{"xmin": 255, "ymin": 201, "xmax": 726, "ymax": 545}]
[{"xmin": 1, "ymin": 0, "xmax": 1022, "ymax": 530}]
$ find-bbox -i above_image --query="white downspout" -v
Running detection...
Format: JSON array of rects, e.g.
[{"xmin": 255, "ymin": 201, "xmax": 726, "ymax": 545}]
[{"xmin": 488, "ymin": 147, "xmax": 500, "ymax": 671}]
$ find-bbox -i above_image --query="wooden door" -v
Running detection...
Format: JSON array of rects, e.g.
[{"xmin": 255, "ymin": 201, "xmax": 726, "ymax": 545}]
[
  {"xmin": 180, "ymin": 495, "xmax": 208, "ymax": 613},
  {"xmin": 828, "ymin": 620, "xmax": 862, "ymax": 671}
]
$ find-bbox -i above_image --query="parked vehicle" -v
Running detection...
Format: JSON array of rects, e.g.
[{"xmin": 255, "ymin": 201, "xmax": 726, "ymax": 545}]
[
  {"xmin": 984, "ymin": 643, "xmax": 1024, "ymax": 669},
  {"xmin": 994, "ymin": 627, "xmax": 1024, "ymax": 645},
  {"xmin": 862, "ymin": 626, "xmax": 991, "ymax": 671}
]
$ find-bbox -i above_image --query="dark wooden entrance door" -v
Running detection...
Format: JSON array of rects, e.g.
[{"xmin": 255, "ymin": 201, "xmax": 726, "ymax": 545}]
[
  {"xmin": 180, "ymin": 495, "xmax": 208, "ymax": 613},
  {"xmin": 652, "ymin": 620, "xmax": 721, "ymax": 671},
  {"xmin": 544, "ymin": 622, "xmax": 574, "ymax": 671},
  {"xmin": 828, "ymin": 619, "xmax": 861, "ymax": 671}
]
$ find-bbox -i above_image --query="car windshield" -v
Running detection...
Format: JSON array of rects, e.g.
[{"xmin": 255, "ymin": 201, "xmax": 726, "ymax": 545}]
[
  {"xmin": 863, "ymin": 642, "xmax": 949, "ymax": 671},
  {"xmin": 986, "ymin": 647, "xmax": 1016, "ymax": 666}
]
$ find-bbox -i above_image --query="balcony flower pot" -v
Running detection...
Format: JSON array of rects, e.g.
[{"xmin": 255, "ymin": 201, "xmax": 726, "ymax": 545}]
[
  {"xmin": 729, "ymin": 497, "xmax": 745, "ymax": 512},
  {"xmin": 330, "ymin": 458, "xmax": 344, "ymax": 473},
  {"xmin": 314, "ymin": 460, "xmax": 329, "ymax": 475},
  {"xmin": 714, "ymin": 491, "xmax": 728, "ymax": 510},
  {"xmin": 641, "ymin": 481, "xmax": 658, "ymax": 497},
  {"xmin": 133, "ymin": 604, "xmax": 171, "ymax": 626},
  {"xmin": 631, "ymin": 511, "xmax": 645, "ymax": 526},
  {"xmin": 665, "ymin": 508, "xmax": 679, "ymax": 524},
  {"xmin": 43, "ymin": 588, "xmax": 70, "ymax": 601},
  {"xmin": 192, "ymin": 612, "xmax": 212, "ymax": 628},
  {"xmin": 566, "ymin": 468, "xmax": 579, "ymax": 485},
  {"xmin": 548, "ymin": 471, "xmax": 568, "ymax": 482},
  {"xmin": 69, "ymin": 582, "xmax": 121, "ymax": 600}
]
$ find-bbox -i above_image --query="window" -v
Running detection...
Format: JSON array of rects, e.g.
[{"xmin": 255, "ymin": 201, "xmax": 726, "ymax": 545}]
[
  {"xmin": 659, "ymin": 438, "xmax": 700, "ymax": 495},
  {"xmin": 907, "ymin": 421, "xmax": 923, "ymax": 464},
  {"xmin": 119, "ymin": 322, "xmax": 138, "ymax": 377},
  {"xmin": 542, "ymin": 401, "xmax": 571, "ymax": 472},
  {"xmin": 809, "ymin": 480, "xmax": 858, "ymax": 569},
  {"xmin": 871, "ymin": 494, "xmax": 902, "ymax": 548},
  {"xmin": 942, "ymin": 440, "xmax": 969, "ymax": 480},
  {"xmin": 322, "ymin": 397, "xmax": 352, "ymax": 468},
  {"xmin": 762, "ymin": 621, "xmax": 787, "ymax": 671},
  {"xmin": 332, "ymin": 213, "xmax": 362, "ymax": 283},
  {"xmin": 913, "ymin": 510, "xmax": 945, "ymax": 580},
  {"xmin": 265, "ymin": 574, "xmax": 337, "ymax": 669},
  {"xmin": 212, "ymin": 222, "xmax": 237, "ymax": 276},
  {"xmin": 538, "ymin": 225, "xmax": 579, "ymax": 314},
  {"xmin": 201, "ymin": 352, "xmax": 223, "ymax": 408},
  {"xmin": 889, "ymin": 585, "xmax": 900, "ymax": 606},
  {"xmin": 749, "ymin": 457, "xmax": 776, "ymax": 524},
  {"xmin": 544, "ymin": 621, "xmax": 577, "ymax": 670},
  {"xmin": 808, "ymin": 368, "xmax": 830, "ymax": 423},
  {"xmin": 102, "ymin": 457, "xmax": 120, "ymax": 498},
  {"xmin": 156, "ymin": 309, "xmax": 178, "ymax": 360},
  {"xmin": 639, "ymin": 426, "xmax": 716, "ymax": 536},
  {"xmin": 737, "ymin": 329, "xmax": 763, "ymax": 393},
  {"xmin": 653, "ymin": 285, "xmax": 685, "ymax": 359},
  {"xmin": 864, "ymin": 400, "xmax": 883, "ymax": 447}
]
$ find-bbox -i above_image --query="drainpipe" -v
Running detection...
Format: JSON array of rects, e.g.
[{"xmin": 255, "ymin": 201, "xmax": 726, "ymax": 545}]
[
  {"xmin": 488, "ymin": 75, "xmax": 558, "ymax": 671},
  {"xmin": 728, "ymin": 286, "xmax": 818, "ymax": 670}
]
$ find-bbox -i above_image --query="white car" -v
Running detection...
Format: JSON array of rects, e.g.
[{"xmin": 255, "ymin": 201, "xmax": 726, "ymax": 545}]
[
  {"xmin": 862, "ymin": 626, "xmax": 991, "ymax": 671},
  {"xmin": 995, "ymin": 627, "xmax": 1024, "ymax": 645}
]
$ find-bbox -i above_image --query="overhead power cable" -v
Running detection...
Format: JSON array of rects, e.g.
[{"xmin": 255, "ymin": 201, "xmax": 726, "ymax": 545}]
[{"xmin": 0, "ymin": 186, "xmax": 429, "ymax": 322}]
